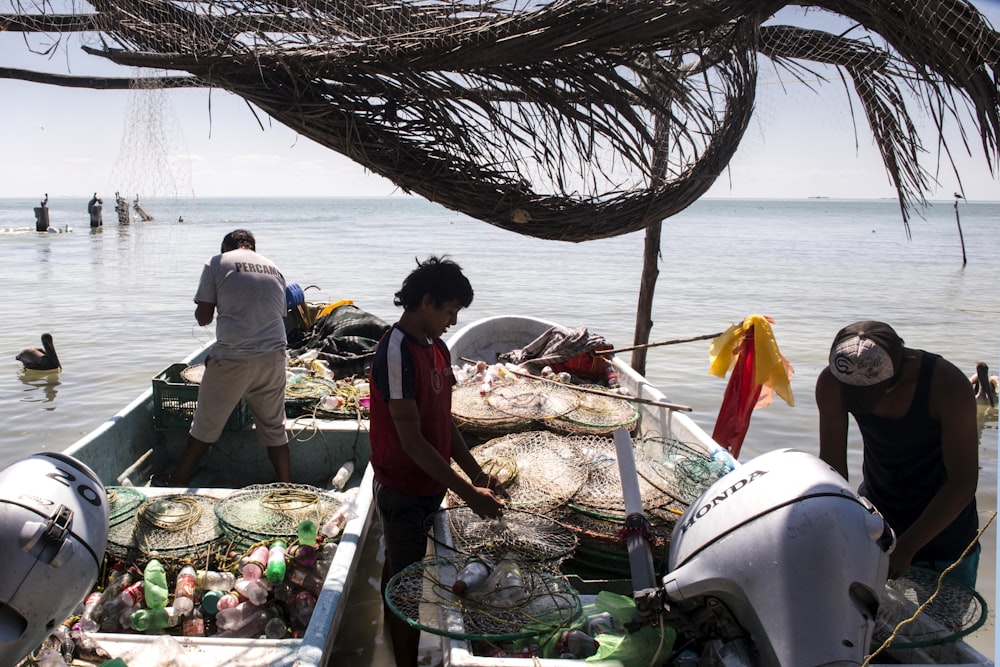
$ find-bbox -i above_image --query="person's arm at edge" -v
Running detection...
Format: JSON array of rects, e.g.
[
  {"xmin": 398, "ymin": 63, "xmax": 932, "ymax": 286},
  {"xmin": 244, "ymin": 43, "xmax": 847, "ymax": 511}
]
[
  {"xmin": 816, "ymin": 367, "xmax": 851, "ymax": 479},
  {"xmin": 449, "ymin": 421, "xmax": 510, "ymax": 500},
  {"xmin": 195, "ymin": 301, "xmax": 215, "ymax": 326},
  {"xmin": 890, "ymin": 359, "xmax": 979, "ymax": 577},
  {"xmin": 387, "ymin": 398, "xmax": 505, "ymax": 518}
]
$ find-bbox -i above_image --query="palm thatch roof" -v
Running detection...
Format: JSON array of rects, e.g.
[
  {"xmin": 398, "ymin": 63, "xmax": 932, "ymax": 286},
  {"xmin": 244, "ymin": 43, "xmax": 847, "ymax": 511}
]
[{"xmin": 2, "ymin": 0, "xmax": 998, "ymax": 242}]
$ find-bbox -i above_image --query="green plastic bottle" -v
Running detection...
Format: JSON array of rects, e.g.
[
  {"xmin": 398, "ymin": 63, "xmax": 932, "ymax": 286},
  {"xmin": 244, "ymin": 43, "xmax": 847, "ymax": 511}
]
[
  {"xmin": 266, "ymin": 540, "xmax": 287, "ymax": 582},
  {"xmin": 143, "ymin": 559, "xmax": 169, "ymax": 609},
  {"xmin": 130, "ymin": 606, "xmax": 179, "ymax": 632},
  {"xmin": 297, "ymin": 520, "xmax": 318, "ymax": 547}
]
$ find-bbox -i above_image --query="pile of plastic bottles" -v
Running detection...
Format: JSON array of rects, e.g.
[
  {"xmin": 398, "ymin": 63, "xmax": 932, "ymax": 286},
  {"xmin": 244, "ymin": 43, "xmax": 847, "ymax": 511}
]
[{"xmin": 71, "ymin": 519, "xmax": 338, "ymax": 642}]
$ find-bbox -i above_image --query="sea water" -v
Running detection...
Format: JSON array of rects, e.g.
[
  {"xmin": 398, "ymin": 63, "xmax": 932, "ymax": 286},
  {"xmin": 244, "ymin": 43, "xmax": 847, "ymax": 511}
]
[{"xmin": 0, "ymin": 195, "xmax": 996, "ymax": 662}]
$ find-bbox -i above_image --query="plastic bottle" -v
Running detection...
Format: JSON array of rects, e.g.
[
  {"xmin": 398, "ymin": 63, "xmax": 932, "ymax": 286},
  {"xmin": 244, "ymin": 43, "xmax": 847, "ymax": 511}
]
[
  {"xmin": 289, "ymin": 566, "xmax": 324, "ymax": 596},
  {"xmin": 266, "ymin": 540, "xmax": 287, "ymax": 582},
  {"xmin": 216, "ymin": 601, "xmax": 265, "ymax": 631},
  {"xmin": 215, "ymin": 607, "xmax": 274, "ymax": 638},
  {"xmin": 119, "ymin": 580, "xmax": 145, "ymax": 608},
  {"xmin": 242, "ymin": 545, "xmax": 270, "ymax": 581},
  {"xmin": 603, "ymin": 361, "xmax": 620, "ymax": 389},
  {"xmin": 331, "ymin": 460, "xmax": 354, "ymax": 490},
  {"xmin": 216, "ymin": 591, "xmax": 242, "ymax": 611},
  {"xmin": 235, "ymin": 577, "xmax": 271, "ymax": 605},
  {"xmin": 77, "ymin": 592, "xmax": 104, "ymax": 633},
  {"xmin": 452, "ymin": 558, "xmax": 491, "ymax": 595},
  {"xmin": 182, "ymin": 608, "xmax": 205, "ymax": 637},
  {"xmin": 556, "ymin": 629, "xmax": 599, "ymax": 658},
  {"xmin": 265, "ymin": 616, "xmax": 288, "ymax": 639},
  {"xmin": 485, "ymin": 556, "xmax": 529, "ymax": 607},
  {"xmin": 130, "ymin": 606, "xmax": 180, "ymax": 632},
  {"xmin": 96, "ymin": 569, "xmax": 134, "ymax": 627},
  {"xmin": 294, "ymin": 520, "xmax": 319, "ymax": 566},
  {"xmin": 289, "ymin": 590, "xmax": 318, "ymax": 628},
  {"xmin": 200, "ymin": 589, "xmax": 223, "ymax": 615},
  {"xmin": 320, "ymin": 489, "xmax": 358, "ymax": 538},
  {"xmin": 195, "ymin": 569, "xmax": 236, "ymax": 592},
  {"xmin": 173, "ymin": 565, "xmax": 197, "ymax": 616},
  {"xmin": 143, "ymin": 559, "xmax": 169, "ymax": 609},
  {"xmin": 271, "ymin": 580, "xmax": 296, "ymax": 603}
]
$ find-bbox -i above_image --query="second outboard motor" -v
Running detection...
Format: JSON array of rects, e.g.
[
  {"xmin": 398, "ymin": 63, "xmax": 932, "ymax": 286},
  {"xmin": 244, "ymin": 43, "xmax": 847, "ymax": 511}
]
[
  {"xmin": 663, "ymin": 449, "xmax": 893, "ymax": 666},
  {"xmin": 0, "ymin": 452, "xmax": 108, "ymax": 665}
]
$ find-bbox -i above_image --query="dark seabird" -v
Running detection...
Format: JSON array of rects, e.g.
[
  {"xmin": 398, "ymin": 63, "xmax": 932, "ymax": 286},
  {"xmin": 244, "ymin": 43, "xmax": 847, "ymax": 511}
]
[
  {"xmin": 971, "ymin": 361, "xmax": 998, "ymax": 409},
  {"xmin": 17, "ymin": 333, "xmax": 61, "ymax": 371}
]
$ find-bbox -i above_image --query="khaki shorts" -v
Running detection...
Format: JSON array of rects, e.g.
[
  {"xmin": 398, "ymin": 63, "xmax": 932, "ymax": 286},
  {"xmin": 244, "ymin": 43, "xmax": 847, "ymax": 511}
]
[{"xmin": 190, "ymin": 350, "xmax": 287, "ymax": 447}]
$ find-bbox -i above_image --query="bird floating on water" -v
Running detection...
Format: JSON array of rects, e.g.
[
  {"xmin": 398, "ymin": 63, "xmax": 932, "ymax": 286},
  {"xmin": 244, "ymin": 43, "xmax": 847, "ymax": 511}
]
[
  {"xmin": 16, "ymin": 333, "xmax": 61, "ymax": 372},
  {"xmin": 970, "ymin": 361, "xmax": 998, "ymax": 409}
]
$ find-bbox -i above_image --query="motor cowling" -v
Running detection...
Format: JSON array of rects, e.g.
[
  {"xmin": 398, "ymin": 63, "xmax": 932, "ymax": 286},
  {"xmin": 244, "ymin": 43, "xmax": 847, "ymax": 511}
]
[
  {"xmin": 664, "ymin": 448, "xmax": 893, "ymax": 666},
  {"xmin": 0, "ymin": 452, "xmax": 108, "ymax": 665}
]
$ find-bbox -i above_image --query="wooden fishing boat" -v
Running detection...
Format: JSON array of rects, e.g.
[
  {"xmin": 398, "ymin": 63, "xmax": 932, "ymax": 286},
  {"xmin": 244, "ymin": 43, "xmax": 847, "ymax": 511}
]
[
  {"xmin": 25, "ymin": 341, "xmax": 375, "ymax": 667},
  {"xmin": 429, "ymin": 315, "xmax": 991, "ymax": 667}
]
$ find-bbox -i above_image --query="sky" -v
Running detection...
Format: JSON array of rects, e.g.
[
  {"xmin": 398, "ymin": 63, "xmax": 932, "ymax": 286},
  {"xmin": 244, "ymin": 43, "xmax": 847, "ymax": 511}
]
[{"xmin": 1, "ymin": 2, "xmax": 998, "ymax": 201}]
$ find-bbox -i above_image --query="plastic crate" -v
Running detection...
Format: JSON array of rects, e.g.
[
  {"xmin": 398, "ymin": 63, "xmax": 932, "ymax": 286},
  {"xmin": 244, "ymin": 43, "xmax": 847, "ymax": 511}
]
[{"xmin": 152, "ymin": 363, "xmax": 252, "ymax": 431}]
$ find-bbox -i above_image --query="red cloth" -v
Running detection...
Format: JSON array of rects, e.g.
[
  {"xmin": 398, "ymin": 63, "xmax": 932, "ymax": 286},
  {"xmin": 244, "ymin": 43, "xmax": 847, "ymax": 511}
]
[
  {"xmin": 711, "ymin": 326, "xmax": 762, "ymax": 458},
  {"xmin": 551, "ymin": 346, "xmax": 612, "ymax": 380}
]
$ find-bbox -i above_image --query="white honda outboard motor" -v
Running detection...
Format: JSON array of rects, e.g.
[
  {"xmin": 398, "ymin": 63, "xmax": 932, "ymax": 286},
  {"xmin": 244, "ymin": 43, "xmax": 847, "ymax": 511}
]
[
  {"xmin": 662, "ymin": 449, "xmax": 893, "ymax": 666},
  {"xmin": 0, "ymin": 452, "xmax": 109, "ymax": 665}
]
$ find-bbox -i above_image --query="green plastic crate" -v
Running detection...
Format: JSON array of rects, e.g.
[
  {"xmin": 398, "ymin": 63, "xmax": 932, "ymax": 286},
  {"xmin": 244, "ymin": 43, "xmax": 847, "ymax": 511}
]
[{"xmin": 152, "ymin": 363, "xmax": 252, "ymax": 431}]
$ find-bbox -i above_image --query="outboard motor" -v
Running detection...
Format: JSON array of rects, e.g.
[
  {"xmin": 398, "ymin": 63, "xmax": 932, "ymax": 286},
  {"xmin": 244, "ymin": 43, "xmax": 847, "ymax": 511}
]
[
  {"xmin": 662, "ymin": 449, "xmax": 893, "ymax": 666},
  {"xmin": 0, "ymin": 453, "xmax": 108, "ymax": 665}
]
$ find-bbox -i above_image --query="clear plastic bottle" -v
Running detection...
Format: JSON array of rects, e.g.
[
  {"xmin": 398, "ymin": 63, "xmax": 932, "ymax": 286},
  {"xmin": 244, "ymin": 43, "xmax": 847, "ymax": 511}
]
[
  {"xmin": 96, "ymin": 569, "xmax": 134, "ymax": 628},
  {"xmin": 266, "ymin": 540, "xmax": 287, "ymax": 582},
  {"xmin": 195, "ymin": 569, "xmax": 236, "ymax": 592},
  {"xmin": 556, "ymin": 629, "xmax": 599, "ymax": 658},
  {"xmin": 331, "ymin": 461, "xmax": 354, "ymax": 490},
  {"xmin": 289, "ymin": 566, "xmax": 324, "ymax": 596},
  {"xmin": 452, "ymin": 558, "xmax": 491, "ymax": 595},
  {"xmin": 77, "ymin": 592, "xmax": 104, "ymax": 633},
  {"xmin": 216, "ymin": 591, "xmax": 242, "ymax": 611},
  {"xmin": 119, "ymin": 580, "xmax": 145, "ymax": 608},
  {"xmin": 215, "ymin": 607, "xmax": 274, "ymax": 639},
  {"xmin": 265, "ymin": 615, "xmax": 288, "ymax": 639},
  {"xmin": 242, "ymin": 545, "xmax": 270, "ymax": 581},
  {"xmin": 216, "ymin": 601, "xmax": 265, "ymax": 631},
  {"xmin": 235, "ymin": 577, "xmax": 270, "ymax": 605},
  {"xmin": 486, "ymin": 556, "xmax": 529, "ymax": 607},
  {"xmin": 143, "ymin": 559, "xmax": 169, "ymax": 609},
  {"xmin": 603, "ymin": 361, "xmax": 620, "ymax": 389},
  {"xmin": 288, "ymin": 590, "xmax": 318, "ymax": 628},
  {"xmin": 173, "ymin": 565, "xmax": 197, "ymax": 616}
]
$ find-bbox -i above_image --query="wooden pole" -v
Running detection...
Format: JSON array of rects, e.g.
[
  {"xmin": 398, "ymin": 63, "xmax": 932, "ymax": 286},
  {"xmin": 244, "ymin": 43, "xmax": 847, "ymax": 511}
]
[
  {"xmin": 505, "ymin": 367, "xmax": 693, "ymax": 412},
  {"xmin": 954, "ymin": 194, "xmax": 968, "ymax": 267},
  {"xmin": 605, "ymin": 330, "xmax": 725, "ymax": 355}
]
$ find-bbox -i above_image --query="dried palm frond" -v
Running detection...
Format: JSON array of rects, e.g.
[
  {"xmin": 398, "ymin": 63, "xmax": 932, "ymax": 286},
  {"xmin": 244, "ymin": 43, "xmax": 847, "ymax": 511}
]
[{"xmin": 1, "ymin": 0, "xmax": 996, "ymax": 240}]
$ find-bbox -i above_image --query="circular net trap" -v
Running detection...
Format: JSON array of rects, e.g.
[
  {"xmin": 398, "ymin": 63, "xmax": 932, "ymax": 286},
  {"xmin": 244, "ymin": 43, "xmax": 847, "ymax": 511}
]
[
  {"xmin": 486, "ymin": 380, "xmax": 579, "ymax": 422},
  {"xmin": 215, "ymin": 483, "xmax": 343, "ymax": 553},
  {"xmin": 450, "ymin": 431, "xmax": 590, "ymax": 514},
  {"xmin": 545, "ymin": 386, "xmax": 639, "ymax": 435},
  {"xmin": 452, "ymin": 380, "xmax": 533, "ymax": 437},
  {"xmin": 106, "ymin": 493, "xmax": 223, "ymax": 564},
  {"xmin": 633, "ymin": 434, "xmax": 732, "ymax": 506},
  {"xmin": 385, "ymin": 555, "xmax": 581, "ymax": 642},
  {"xmin": 180, "ymin": 363, "xmax": 205, "ymax": 384},
  {"xmin": 107, "ymin": 486, "xmax": 146, "ymax": 527},
  {"xmin": 426, "ymin": 506, "xmax": 578, "ymax": 573},
  {"xmin": 871, "ymin": 566, "xmax": 988, "ymax": 651}
]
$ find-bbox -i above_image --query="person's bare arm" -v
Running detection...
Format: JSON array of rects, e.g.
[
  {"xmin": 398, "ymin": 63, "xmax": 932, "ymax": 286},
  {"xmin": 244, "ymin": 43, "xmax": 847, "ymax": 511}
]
[
  {"xmin": 449, "ymin": 421, "xmax": 509, "ymax": 499},
  {"xmin": 388, "ymin": 399, "xmax": 505, "ymax": 518},
  {"xmin": 889, "ymin": 359, "xmax": 979, "ymax": 577},
  {"xmin": 195, "ymin": 301, "xmax": 215, "ymax": 326},
  {"xmin": 816, "ymin": 367, "xmax": 851, "ymax": 479}
]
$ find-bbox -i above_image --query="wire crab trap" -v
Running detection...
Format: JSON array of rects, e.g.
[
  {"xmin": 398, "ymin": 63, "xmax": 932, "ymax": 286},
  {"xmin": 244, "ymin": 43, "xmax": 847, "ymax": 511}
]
[
  {"xmin": 427, "ymin": 506, "xmax": 578, "ymax": 573},
  {"xmin": 106, "ymin": 493, "xmax": 224, "ymax": 566},
  {"xmin": 385, "ymin": 555, "xmax": 581, "ymax": 643},
  {"xmin": 485, "ymin": 380, "xmax": 580, "ymax": 422},
  {"xmin": 106, "ymin": 486, "xmax": 146, "ymax": 527},
  {"xmin": 450, "ymin": 430, "xmax": 590, "ymax": 514},
  {"xmin": 558, "ymin": 507, "xmax": 676, "ymax": 578},
  {"xmin": 871, "ymin": 566, "xmax": 988, "ymax": 651},
  {"xmin": 633, "ymin": 434, "xmax": 733, "ymax": 505},
  {"xmin": 214, "ymin": 483, "xmax": 344, "ymax": 553},
  {"xmin": 544, "ymin": 386, "xmax": 639, "ymax": 436},
  {"xmin": 452, "ymin": 380, "xmax": 533, "ymax": 437}
]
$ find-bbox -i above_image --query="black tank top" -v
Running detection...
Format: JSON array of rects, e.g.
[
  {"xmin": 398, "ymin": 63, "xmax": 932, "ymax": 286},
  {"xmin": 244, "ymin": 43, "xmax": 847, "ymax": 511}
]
[{"xmin": 856, "ymin": 352, "xmax": 978, "ymax": 561}]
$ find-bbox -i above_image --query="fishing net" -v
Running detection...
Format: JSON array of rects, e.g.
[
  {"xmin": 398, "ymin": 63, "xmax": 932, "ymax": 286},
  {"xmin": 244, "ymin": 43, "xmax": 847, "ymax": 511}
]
[
  {"xmin": 427, "ymin": 506, "xmax": 578, "ymax": 572},
  {"xmin": 871, "ymin": 566, "xmax": 988, "ymax": 651},
  {"xmin": 106, "ymin": 486, "xmax": 146, "ymax": 527},
  {"xmin": 385, "ymin": 555, "xmax": 581, "ymax": 641},
  {"xmin": 486, "ymin": 380, "xmax": 580, "ymax": 421},
  {"xmin": 452, "ymin": 380, "xmax": 533, "ymax": 437},
  {"xmin": 545, "ymin": 386, "xmax": 639, "ymax": 436},
  {"xmin": 452, "ymin": 430, "xmax": 590, "ymax": 513},
  {"xmin": 106, "ymin": 493, "xmax": 223, "ymax": 565},
  {"xmin": 633, "ymin": 435, "xmax": 733, "ymax": 506},
  {"xmin": 567, "ymin": 435, "xmax": 678, "ymax": 518},
  {"xmin": 214, "ymin": 483, "xmax": 344, "ymax": 553}
]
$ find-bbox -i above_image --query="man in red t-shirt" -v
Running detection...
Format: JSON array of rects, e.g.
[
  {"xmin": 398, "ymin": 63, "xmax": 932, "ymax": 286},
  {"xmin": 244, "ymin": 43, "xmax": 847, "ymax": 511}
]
[{"xmin": 369, "ymin": 256, "xmax": 507, "ymax": 667}]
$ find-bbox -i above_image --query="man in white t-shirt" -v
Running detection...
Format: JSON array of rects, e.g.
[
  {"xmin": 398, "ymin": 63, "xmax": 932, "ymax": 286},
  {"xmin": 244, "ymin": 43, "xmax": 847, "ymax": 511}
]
[{"xmin": 153, "ymin": 229, "xmax": 291, "ymax": 486}]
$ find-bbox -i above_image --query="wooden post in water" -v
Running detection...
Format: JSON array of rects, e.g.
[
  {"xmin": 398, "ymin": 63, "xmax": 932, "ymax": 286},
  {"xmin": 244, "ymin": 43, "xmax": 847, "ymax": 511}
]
[
  {"xmin": 34, "ymin": 193, "xmax": 50, "ymax": 232},
  {"xmin": 954, "ymin": 193, "xmax": 968, "ymax": 267}
]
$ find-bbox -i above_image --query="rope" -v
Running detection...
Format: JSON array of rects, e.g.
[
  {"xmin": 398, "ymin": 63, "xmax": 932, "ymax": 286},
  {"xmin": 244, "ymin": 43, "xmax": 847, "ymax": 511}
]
[
  {"xmin": 863, "ymin": 511, "xmax": 996, "ymax": 665},
  {"xmin": 259, "ymin": 488, "xmax": 319, "ymax": 512},
  {"xmin": 137, "ymin": 496, "xmax": 203, "ymax": 532}
]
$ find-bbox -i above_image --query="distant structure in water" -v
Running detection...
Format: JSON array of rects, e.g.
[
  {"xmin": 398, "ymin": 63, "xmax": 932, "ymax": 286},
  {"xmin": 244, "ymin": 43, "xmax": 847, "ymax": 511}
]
[
  {"xmin": 33, "ymin": 193, "xmax": 49, "ymax": 232},
  {"xmin": 133, "ymin": 195, "xmax": 154, "ymax": 222},
  {"xmin": 114, "ymin": 192, "xmax": 130, "ymax": 225},
  {"xmin": 87, "ymin": 193, "xmax": 103, "ymax": 228}
]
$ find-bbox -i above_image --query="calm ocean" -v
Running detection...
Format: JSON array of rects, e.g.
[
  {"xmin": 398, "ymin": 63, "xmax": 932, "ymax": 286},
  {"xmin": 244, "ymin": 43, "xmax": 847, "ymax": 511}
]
[{"xmin": 0, "ymin": 196, "xmax": 996, "ymax": 662}]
